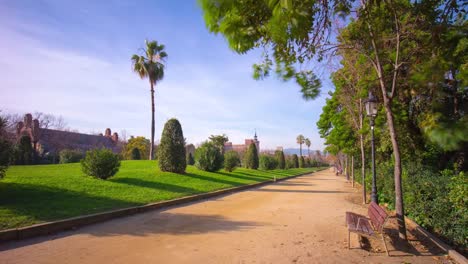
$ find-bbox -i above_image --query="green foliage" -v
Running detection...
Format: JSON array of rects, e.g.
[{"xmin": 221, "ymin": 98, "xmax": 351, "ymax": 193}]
[
  {"xmin": 131, "ymin": 40, "xmax": 167, "ymax": 85},
  {"xmin": 0, "ymin": 139, "xmax": 13, "ymax": 179},
  {"xmin": 131, "ymin": 148, "xmax": 141, "ymax": 160},
  {"xmin": 291, "ymin": 154, "xmax": 299, "ymax": 168},
  {"xmin": 198, "ymin": 0, "xmax": 330, "ymax": 99},
  {"xmin": 186, "ymin": 152, "xmax": 195, "ymax": 165},
  {"xmin": 209, "ymin": 134, "xmax": 229, "ymax": 154},
  {"xmin": 81, "ymin": 149, "xmax": 121, "ymax": 180},
  {"xmin": 195, "ymin": 141, "xmax": 224, "ymax": 172},
  {"xmin": 244, "ymin": 143, "xmax": 259, "ymax": 169},
  {"xmin": 259, "ymin": 155, "xmax": 278, "ymax": 170},
  {"xmin": 275, "ymin": 150, "xmax": 286, "ymax": 169},
  {"xmin": 157, "ymin": 118, "xmax": 186, "ymax": 173},
  {"xmin": 122, "ymin": 136, "xmax": 150, "ymax": 160},
  {"xmin": 299, "ymin": 156, "xmax": 305, "ymax": 168},
  {"xmin": 224, "ymin": 150, "xmax": 240, "ymax": 172},
  {"xmin": 15, "ymin": 136, "xmax": 34, "ymax": 165},
  {"xmin": 59, "ymin": 149, "xmax": 84, "ymax": 164}
]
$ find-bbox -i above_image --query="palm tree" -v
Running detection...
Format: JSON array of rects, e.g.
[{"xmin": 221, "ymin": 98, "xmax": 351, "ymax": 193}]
[
  {"xmin": 131, "ymin": 40, "xmax": 167, "ymax": 160},
  {"xmin": 296, "ymin": 135, "xmax": 305, "ymax": 157},
  {"xmin": 304, "ymin": 138, "xmax": 311, "ymax": 157}
]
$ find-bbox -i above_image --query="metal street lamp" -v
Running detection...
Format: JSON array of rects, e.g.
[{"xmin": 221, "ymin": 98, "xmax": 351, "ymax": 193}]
[{"xmin": 365, "ymin": 92, "xmax": 378, "ymax": 204}]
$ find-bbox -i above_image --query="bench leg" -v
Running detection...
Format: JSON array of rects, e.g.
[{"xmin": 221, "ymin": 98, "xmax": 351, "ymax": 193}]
[
  {"xmin": 348, "ymin": 231, "xmax": 350, "ymax": 249},
  {"xmin": 381, "ymin": 234, "xmax": 389, "ymax": 256}
]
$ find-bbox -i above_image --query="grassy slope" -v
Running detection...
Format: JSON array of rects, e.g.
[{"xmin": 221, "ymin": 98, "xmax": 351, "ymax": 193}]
[{"xmin": 0, "ymin": 161, "xmax": 322, "ymax": 230}]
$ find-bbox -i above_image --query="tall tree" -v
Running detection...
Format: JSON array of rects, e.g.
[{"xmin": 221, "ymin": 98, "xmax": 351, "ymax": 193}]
[
  {"xmin": 131, "ymin": 40, "xmax": 167, "ymax": 160},
  {"xmin": 296, "ymin": 135, "xmax": 305, "ymax": 156},
  {"xmin": 209, "ymin": 134, "xmax": 229, "ymax": 154},
  {"xmin": 304, "ymin": 138, "xmax": 311, "ymax": 157}
]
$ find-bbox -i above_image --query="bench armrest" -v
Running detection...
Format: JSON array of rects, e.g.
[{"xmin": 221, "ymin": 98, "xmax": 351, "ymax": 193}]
[{"xmin": 357, "ymin": 216, "xmax": 370, "ymax": 230}]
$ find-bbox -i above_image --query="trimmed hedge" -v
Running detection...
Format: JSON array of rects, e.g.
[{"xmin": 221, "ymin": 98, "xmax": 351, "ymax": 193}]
[
  {"xmin": 244, "ymin": 143, "xmax": 259, "ymax": 169},
  {"xmin": 81, "ymin": 148, "xmax": 121, "ymax": 180},
  {"xmin": 195, "ymin": 141, "xmax": 224, "ymax": 172},
  {"xmin": 157, "ymin": 118, "xmax": 186, "ymax": 173},
  {"xmin": 59, "ymin": 149, "xmax": 84, "ymax": 163}
]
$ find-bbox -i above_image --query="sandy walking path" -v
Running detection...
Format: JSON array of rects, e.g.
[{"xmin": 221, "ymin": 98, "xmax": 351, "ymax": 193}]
[{"xmin": 0, "ymin": 169, "xmax": 447, "ymax": 263}]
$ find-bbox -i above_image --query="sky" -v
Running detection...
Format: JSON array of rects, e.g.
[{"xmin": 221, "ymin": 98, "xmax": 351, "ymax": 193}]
[{"xmin": 0, "ymin": 0, "xmax": 334, "ymax": 150}]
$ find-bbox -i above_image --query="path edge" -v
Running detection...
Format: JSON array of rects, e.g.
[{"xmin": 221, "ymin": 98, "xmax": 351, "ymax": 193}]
[
  {"xmin": 0, "ymin": 169, "xmax": 324, "ymax": 243},
  {"xmin": 404, "ymin": 217, "xmax": 467, "ymax": 264}
]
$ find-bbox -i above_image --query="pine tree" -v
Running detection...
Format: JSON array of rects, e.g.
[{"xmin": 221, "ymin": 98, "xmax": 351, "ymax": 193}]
[
  {"xmin": 275, "ymin": 150, "xmax": 286, "ymax": 169},
  {"xmin": 244, "ymin": 143, "xmax": 259, "ymax": 169}
]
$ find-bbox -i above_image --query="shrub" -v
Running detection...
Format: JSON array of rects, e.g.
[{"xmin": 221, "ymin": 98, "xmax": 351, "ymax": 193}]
[
  {"xmin": 224, "ymin": 150, "xmax": 240, "ymax": 172},
  {"xmin": 259, "ymin": 155, "xmax": 278, "ymax": 170},
  {"xmin": 195, "ymin": 141, "xmax": 223, "ymax": 172},
  {"xmin": 15, "ymin": 136, "xmax": 34, "ymax": 165},
  {"xmin": 299, "ymin": 156, "xmax": 305, "ymax": 168},
  {"xmin": 291, "ymin": 154, "xmax": 299, "ymax": 168},
  {"xmin": 157, "ymin": 118, "xmax": 186, "ymax": 173},
  {"xmin": 0, "ymin": 139, "xmax": 13, "ymax": 179},
  {"xmin": 275, "ymin": 150, "xmax": 285, "ymax": 169},
  {"xmin": 186, "ymin": 152, "xmax": 195, "ymax": 165},
  {"xmin": 244, "ymin": 143, "xmax": 259, "ymax": 169},
  {"xmin": 121, "ymin": 136, "xmax": 150, "ymax": 160},
  {"xmin": 81, "ymin": 148, "xmax": 121, "ymax": 179},
  {"xmin": 131, "ymin": 147, "xmax": 141, "ymax": 160},
  {"xmin": 59, "ymin": 149, "xmax": 84, "ymax": 163}
]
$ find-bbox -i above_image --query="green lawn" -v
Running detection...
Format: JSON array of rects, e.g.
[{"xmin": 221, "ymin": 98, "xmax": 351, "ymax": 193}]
[{"xmin": 0, "ymin": 161, "xmax": 322, "ymax": 230}]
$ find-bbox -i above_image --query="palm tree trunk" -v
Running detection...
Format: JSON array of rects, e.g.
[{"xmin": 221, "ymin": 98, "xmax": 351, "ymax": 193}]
[
  {"xmin": 384, "ymin": 101, "xmax": 407, "ymax": 240},
  {"xmin": 149, "ymin": 83, "xmax": 155, "ymax": 160},
  {"xmin": 299, "ymin": 144, "xmax": 302, "ymax": 156}
]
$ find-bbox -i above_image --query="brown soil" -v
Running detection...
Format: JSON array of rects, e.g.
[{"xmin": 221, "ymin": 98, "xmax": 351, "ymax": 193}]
[{"xmin": 0, "ymin": 169, "xmax": 454, "ymax": 263}]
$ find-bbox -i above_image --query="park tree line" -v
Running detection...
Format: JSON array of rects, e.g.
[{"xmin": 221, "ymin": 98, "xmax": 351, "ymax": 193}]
[{"xmin": 198, "ymin": 0, "xmax": 466, "ymax": 250}]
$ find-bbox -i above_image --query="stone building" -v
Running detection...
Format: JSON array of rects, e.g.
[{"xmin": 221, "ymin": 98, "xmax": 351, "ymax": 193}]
[
  {"xmin": 16, "ymin": 113, "xmax": 121, "ymax": 155},
  {"xmin": 224, "ymin": 132, "xmax": 260, "ymax": 154}
]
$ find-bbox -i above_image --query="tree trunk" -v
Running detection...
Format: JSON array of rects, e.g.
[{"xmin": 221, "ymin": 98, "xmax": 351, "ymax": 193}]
[
  {"xmin": 384, "ymin": 101, "xmax": 407, "ymax": 240},
  {"xmin": 299, "ymin": 144, "xmax": 302, "ymax": 156},
  {"xmin": 149, "ymin": 83, "xmax": 155, "ymax": 160},
  {"xmin": 352, "ymin": 156, "xmax": 354, "ymax": 187}
]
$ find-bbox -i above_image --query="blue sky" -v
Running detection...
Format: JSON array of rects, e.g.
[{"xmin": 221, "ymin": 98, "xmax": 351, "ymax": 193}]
[{"xmin": 0, "ymin": 0, "xmax": 334, "ymax": 150}]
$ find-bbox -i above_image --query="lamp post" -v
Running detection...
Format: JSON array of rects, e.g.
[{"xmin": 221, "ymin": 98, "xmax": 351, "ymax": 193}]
[{"xmin": 365, "ymin": 92, "xmax": 378, "ymax": 204}]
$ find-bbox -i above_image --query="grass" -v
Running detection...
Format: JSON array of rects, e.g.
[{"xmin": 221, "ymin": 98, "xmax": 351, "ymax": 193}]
[{"xmin": 0, "ymin": 161, "xmax": 323, "ymax": 230}]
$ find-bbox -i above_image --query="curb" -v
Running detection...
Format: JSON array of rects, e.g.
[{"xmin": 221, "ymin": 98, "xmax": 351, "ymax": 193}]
[
  {"xmin": 404, "ymin": 217, "xmax": 467, "ymax": 264},
  {"xmin": 0, "ymin": 169, "xmax": 323, "ymax": 243}
]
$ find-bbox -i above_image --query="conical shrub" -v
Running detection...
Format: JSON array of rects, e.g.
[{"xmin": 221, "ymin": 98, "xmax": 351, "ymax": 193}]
[
  {"xmin": 158, "ymin": 118, "xmax": 186, "ymax": 173},
  {"xmin": 244, "ymin": 143, "xmax": 259, "ymax": 169}
]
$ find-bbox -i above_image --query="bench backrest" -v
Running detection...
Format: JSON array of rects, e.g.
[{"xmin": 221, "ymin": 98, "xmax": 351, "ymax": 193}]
[{"xmin": 368, "ymin": 202, "xmax": 388, "ymax": 232}]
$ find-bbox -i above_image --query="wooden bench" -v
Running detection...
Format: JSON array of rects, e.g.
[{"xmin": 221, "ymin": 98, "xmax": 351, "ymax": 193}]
[{"xmin": 345, "ymin": 202, "xmax": 390, "ymax": 255}]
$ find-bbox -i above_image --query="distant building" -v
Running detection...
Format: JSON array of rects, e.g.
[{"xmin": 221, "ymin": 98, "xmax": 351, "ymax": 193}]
[
  {"xmin": 16, "ymin": 113, "xmax": 121, "ymax": 155},
  {"xmin": 224, "ymin": 132, "xmax": 260, "ymax": 154}
]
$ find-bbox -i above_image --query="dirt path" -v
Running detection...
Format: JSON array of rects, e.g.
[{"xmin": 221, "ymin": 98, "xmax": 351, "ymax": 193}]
[{"xmin": 0, "ymin": 169, "xmax": 448, "ymax": 263}]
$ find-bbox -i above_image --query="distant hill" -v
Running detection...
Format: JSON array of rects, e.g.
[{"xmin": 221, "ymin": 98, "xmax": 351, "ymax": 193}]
[{"xmin": 283, "ymin": 148, "xmax": 321, "ymax": 156}]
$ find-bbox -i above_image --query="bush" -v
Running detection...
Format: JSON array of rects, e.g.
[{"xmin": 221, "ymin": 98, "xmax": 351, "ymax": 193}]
[
  {"xmin": 0, "ymin": 139, "xmax": 13, "ymax": 179},
  {"xmin": 244, "ymin": 143, "xmax": 259, "ymax": 169},
  {"xmin": 186, "ymin": 152, "xmax": 195, "ymax": 165},
  {"xmin": 299, "ymin": 156, "xmax": 305, "ymax": 168},
  {"xmin": 131, "ymin": 147, "xmax": 141, "ymax": 160},
  {"xmin": 15, "ymin": 136, "xmax": 34, "ymax": 165},
  {"xmin": 291, "ymin": 154, "xmax": 299, "ymax": 168},
  {"xmin": 224, "ymin": 150, "xmax": 240, "ymax": 172},
  {"xmin": 195, "ymin": 141, "xmax": 223, "ymax": 172},
  {"xmin": 259, "ymin": 155, "xmax": 278, "ymax": 170},
  {"xmin": 157, "ymin": 118, "xmax": 186, "ymax": 173},
  {"xmin": 59, "ymin": 149, "xmax": 84, "ymax": 163},
  {"xmin": 81, "ymin": 148, "xmax": 121, "ymax": 179},
  {"xmin": 121, "ymin": 136, "xmax": 150, "ymax": 160},
  {"xmin": 275, "ymin": 150, "xmax": 285, "ymax": 169}
]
